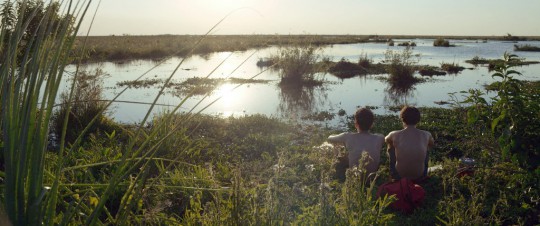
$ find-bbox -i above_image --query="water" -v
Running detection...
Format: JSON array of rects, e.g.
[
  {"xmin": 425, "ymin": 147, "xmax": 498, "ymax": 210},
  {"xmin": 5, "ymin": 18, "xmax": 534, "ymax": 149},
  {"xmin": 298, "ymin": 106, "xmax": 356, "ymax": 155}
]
[{"xmin": 65, "ymin": 39, "xmax": 540, "ymax": 124}]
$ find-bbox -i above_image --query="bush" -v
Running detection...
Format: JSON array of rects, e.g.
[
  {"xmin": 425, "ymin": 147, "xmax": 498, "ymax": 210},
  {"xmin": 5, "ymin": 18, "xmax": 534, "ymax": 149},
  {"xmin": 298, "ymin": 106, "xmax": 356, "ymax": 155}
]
[{"xmin": 462, "ymin": 53, "xmax": 540, "ymax": 169}]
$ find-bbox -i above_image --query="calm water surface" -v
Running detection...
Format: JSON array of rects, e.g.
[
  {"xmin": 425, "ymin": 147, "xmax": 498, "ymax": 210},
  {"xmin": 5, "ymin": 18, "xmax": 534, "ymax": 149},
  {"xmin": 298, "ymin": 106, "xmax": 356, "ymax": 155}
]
[{"xmin": 66, "ymin": 39, "xmax": 540, "ymax": 124}]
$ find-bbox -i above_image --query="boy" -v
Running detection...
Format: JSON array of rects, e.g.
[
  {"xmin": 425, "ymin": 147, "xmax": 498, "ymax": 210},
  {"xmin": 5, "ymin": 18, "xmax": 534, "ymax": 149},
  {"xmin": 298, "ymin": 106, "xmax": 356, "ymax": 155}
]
[
  {"xmin": 327, "ymin": 108, "xmax": 385, "ymax": 175},
  {"xmin": 385, "ymin": 106, "xmax": 434, "ymax": 181}
]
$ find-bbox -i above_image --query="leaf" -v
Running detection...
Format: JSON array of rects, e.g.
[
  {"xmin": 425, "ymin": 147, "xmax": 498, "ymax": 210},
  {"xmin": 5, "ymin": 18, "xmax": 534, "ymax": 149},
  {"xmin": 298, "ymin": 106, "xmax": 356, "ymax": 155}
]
[
  {"xmin": 506, "ymin": 70, "xmax": 522, "ymax": 76},
  {"xmin": 491, "ymin": 109, "xmax": 507, "ymax": 133},
  {"xmin": 467, "ymin": 110, "xmax": 478, "ymax": 125},
  {"xmin": 492, "ymin": 73, "xmax": 504, "ymax": 79}
]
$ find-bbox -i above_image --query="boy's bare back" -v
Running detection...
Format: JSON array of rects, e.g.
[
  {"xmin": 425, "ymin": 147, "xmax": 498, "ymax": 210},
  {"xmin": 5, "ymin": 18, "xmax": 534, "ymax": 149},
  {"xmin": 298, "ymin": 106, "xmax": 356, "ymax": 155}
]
[
  {"xmin": 328, "ymin": 132, "xmax": 384, "ymax": 173},
  {"xmin": 385, "ymin": 126, "xmax": 434, "ymax": 179}
]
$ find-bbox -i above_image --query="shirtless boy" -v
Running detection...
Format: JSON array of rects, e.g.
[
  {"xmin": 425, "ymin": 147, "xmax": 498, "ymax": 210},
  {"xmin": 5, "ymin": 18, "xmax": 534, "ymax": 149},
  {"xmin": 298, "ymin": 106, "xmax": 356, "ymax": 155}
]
[
  {"xmin": 385, "ymin": 106, "xmax": 434, "ymax": 181},
  {"xmin": 327, "ymin": 108, "xmax": 385, "ymax": 175}
]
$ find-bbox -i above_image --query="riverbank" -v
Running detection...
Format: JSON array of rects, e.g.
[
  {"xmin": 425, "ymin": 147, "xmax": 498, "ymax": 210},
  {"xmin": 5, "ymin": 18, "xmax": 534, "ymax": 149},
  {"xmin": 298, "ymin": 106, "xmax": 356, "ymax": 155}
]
[{"xmin": 46, "ymin": 105, "xmax": 539, "ymax": 225}]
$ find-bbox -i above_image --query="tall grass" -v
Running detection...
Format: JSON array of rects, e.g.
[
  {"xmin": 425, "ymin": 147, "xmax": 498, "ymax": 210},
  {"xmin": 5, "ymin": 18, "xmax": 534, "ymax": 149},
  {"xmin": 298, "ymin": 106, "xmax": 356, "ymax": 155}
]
[
  {"xmin": 0, "ymin": 1, "xmax": 93, "ymax": 225},
  {"xmin": 384, "ymin": 46, "xmax": 420, "ymax": 87},
  {"xmin": 0, "ymin": 1, "xmax": 250, "ymax": 224},
  {"xmin": 272, "ymin": 42, "xmax": 326, "ymax": 85}
]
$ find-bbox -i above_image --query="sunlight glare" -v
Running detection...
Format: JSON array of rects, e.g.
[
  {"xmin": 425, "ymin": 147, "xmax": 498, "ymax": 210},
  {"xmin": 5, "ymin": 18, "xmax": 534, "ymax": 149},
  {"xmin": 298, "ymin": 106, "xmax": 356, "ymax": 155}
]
[{"xmin": 215, "ymin": 83, "xmax": 240, "ymax": 108}]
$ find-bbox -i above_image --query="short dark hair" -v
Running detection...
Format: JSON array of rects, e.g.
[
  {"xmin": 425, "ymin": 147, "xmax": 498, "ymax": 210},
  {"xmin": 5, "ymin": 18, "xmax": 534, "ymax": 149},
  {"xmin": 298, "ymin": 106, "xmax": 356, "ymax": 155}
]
[
  {"xmin": 355, "ymin": 108, "xmax": 374, "ymax": 131},
  {"xmin": 400, "ymin": 106, "xmax": 421, "ymax": 125}
]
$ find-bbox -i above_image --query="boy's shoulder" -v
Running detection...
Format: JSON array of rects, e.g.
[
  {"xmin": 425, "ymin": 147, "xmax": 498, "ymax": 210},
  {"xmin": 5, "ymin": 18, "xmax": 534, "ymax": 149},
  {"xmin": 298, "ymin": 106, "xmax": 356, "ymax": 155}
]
[
  {"xmin": 372, "ymin": 133, "xmax": 385, "ymax": 139},
  {"xmin": 385, "ymin": 130, "xmax": 401, "ymax": 137}
]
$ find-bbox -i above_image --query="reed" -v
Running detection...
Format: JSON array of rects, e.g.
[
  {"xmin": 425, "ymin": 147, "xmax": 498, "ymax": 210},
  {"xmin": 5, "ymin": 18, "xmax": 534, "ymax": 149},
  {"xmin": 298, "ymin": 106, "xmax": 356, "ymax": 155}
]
[{"xmin": 0, "ymin": 0, "xmax": 93, "ymax": 225}]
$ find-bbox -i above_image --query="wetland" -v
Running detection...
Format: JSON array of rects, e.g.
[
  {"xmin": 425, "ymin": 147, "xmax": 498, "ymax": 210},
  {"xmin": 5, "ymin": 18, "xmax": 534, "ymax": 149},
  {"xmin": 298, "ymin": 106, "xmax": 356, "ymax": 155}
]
[{"xmin": 69, "ymin": 36, "xmax": 540, "ymax": 124}]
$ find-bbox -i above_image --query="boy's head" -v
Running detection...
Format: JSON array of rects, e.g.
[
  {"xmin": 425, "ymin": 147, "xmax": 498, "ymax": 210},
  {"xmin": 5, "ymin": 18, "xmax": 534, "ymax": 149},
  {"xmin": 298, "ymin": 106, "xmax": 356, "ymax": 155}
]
[
  {"xmin": 354, "ymin": 108, "xmax": 374, "ymax": 131},
  {"xmin": 400, "ymin": 106, "xmax": 421, "ymax": 126}
]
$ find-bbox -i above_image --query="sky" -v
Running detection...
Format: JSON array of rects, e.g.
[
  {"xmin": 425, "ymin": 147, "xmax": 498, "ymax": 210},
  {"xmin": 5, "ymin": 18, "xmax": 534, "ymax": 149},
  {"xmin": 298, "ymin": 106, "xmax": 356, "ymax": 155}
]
[{"xmin": 80, "ymin": 0, "xmax": 540, "ymax": 36}]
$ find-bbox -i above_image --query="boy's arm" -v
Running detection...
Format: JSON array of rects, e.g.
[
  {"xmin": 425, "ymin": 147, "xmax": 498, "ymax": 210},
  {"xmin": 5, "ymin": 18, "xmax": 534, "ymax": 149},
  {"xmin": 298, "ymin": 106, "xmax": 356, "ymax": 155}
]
[
  {"xmin": 327, "ymin": 133, "xmax": 347, "ymax": 156},
  {"xmin": 327, "ymin": 132, "xmax": 346, "ymax": 144}
]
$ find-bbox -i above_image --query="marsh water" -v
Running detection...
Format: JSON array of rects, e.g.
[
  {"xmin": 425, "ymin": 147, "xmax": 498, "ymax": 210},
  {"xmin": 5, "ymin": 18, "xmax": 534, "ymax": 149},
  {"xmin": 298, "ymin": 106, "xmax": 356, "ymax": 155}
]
[{"xmin": 68, "ymin": 39, "xmax": 540, "ymax": 125}]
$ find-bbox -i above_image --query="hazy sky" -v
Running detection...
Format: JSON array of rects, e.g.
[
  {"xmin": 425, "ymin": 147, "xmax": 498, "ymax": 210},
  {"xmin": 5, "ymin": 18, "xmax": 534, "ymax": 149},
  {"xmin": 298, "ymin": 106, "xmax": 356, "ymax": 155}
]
[{"xmin": 80, "ymin": 0, "xmax": 540, "ymax": 36}]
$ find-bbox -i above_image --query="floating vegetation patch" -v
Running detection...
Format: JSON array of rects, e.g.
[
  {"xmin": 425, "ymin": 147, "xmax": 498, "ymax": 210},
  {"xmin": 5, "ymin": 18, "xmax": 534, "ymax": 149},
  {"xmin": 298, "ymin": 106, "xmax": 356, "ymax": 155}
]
[
  {"xmin": 514, "ymin": 44, "xmax": 540, "ymax": 52},
  {"xmin": 466, "ymin": 56, "xmax": 540, "ymax": 69},
  {"xmin": 168, "ymin": 77, "xmax": 271, "ymax": 96},
  {"xmin": 441, "ymin": 63, "xmax": 466, "ymax": 74},
  {"xmin": 433, "ymin": 38, "xmax": 455, "ymax": 47},
  {"xmin": 328, "ymin": 59, "xmax": 365, "ymax": 79},
  {"xmin": 256, "ymin": 58, "xmax": 275, "ymax": 67},
  {"xmin": 397, "ymin": 41, "xmax": 416, "ymax": 47},
  {"xmin": 328, "ymin": 59, "xmax": 386, "ymax": 79},
  {"xmin": 170, "ymin": 77, "xmax": 225, "ymax": 96},
  {"xmin": 228, "ymin": 77, "xmax": 272, "ymax": 84},
  {"xmin": 418, "ymin": 66, "xmax": 446, "ymax": 76},
  {"xmin": 116, "ymin": 78, "xmax": 162, "ymax": 88}
]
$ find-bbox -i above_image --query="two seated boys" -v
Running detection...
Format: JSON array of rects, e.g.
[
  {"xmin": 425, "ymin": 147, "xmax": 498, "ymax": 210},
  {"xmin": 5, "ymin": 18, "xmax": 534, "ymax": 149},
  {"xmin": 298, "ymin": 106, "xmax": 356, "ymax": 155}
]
[{"xmin": 328, "ymin": 106, "xmax": 434, "ymax": 181}]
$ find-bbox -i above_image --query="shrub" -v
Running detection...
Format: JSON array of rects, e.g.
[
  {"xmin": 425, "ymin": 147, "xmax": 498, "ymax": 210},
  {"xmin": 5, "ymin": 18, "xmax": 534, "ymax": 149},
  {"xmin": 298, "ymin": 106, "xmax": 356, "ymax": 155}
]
[{"xmin": 462, "ymin": 53, "xmax": 540, "ymax": 169}]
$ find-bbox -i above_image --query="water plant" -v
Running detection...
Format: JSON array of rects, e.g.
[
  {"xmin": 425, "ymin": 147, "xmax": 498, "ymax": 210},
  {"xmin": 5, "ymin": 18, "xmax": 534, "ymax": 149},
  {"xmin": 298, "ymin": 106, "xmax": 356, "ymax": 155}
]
[
  {"xmin": 440, "ymin": 62, "xmax": 465, "ymax": 74},
  {"xmin": 433, "ymin": 38, "xmax": 451, "ymax": 47},
  {"xmin": 418, "ymin": 66, "xmax": 446, "ymax": 76},
  {"xmin": 514, "ymin": 44, "xmax": 540, "ymax": 52},
  {"xmin": 272, "ymin": 42, "xmax": 325, "ymax": 85},
  {"xmin": 397, "ymin": 41, "xmax": 416, "ymax": 47},
  {"xmin": 384, "ymin": 46, "xmax": 421, "ymax": 87}
]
